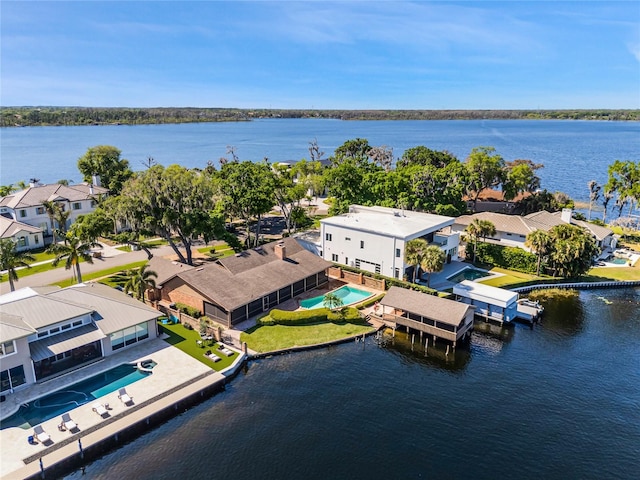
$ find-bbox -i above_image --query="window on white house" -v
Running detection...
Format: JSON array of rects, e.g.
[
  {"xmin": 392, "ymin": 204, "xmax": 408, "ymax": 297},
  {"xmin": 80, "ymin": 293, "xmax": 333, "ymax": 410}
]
[
  {"xmin": 331, "ymin": 253, "xmax": 339, "ymax": 261},
  {"xmin": 326, "ymin": 233, "xmax": 332, "ymax": 241},
  {"xmin": 396, "ymin": 248, "xmax": 401, "ymax": 258},
  {"xmin": 17, "ymin": 237, "xmax": 28, "ymax": 247},
  {"xmin": 72, "ymin": 202, "xmax": 82, "ymax": 210},
  {"xmin": 360, "ymin": 240, "xmax": 364, "ymax": 248},
  {"xmin": 36, "ymin": 207, "xmax": 45, "ymax": 215},
  {"xmin": 345, "ymin": 237, "xmax": 351, "ymax": 241},
  {"xmin": 1, "ymin": 341, "xmax": 15, "ymax": 356},
  {"xmin": 19, "ymin": 209, "xmax": 27, "ymax": 218}
]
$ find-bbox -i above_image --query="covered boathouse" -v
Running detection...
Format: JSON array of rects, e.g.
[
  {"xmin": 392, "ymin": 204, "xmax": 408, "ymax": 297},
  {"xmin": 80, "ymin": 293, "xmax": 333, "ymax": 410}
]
[
  {"xmin": 158, "ymin": 237, "xmax": 332, "ymax": 328},
  {"xmin": 377, "ymin": 286, "xmax": 475, "ymax": 347},
  {"xmin": 452, "ymin": 280, "xmax": 518, "ymax": 323}
]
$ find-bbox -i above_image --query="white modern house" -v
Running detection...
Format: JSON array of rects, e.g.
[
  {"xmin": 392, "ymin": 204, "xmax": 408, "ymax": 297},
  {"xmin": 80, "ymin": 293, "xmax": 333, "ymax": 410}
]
[
  {"xmin": 453, "ymin": 280, "xmax": 519, "ymax": 323},
  {"xmin": 319, "ymin": 205, "xmax": 459, "ymax": 280},
  {"xmin": 0, "ymin": 283, "xmax": 160, "ymax": 394},
  {"xmin": 0, "ymin": 182, "xmax": 108, "ymax": 245}
]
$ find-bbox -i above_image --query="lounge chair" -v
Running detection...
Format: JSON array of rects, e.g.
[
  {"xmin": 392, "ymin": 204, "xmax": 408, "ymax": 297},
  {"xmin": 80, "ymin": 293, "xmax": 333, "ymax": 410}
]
[
  {"xmin": 218, "ymin": 344, "xmax": 234, "ymax": 356},
  {"xmin": 118, "ymin": 388, "xmax": 133, "ymax": 405},
  {"xmin": 208, "ymin": 353, "xmax": 221, "ymax": 362},
  {"xmin": 61, "ymin": 413, "xmax": 78, "ymax": 431},
  {"xmin": 33, "ymin": 425, "xmax": 51, "ymax": 444},
  {"xmin": 92, "ymin": 402, "xmax": 108, "ymax": 417}
]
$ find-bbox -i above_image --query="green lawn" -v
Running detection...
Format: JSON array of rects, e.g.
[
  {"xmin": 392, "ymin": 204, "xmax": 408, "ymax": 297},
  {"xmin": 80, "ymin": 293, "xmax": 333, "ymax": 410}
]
[
  {"xmin": 53, "ymin": 261, "xmax": 147, "ymax": 287},
  {"xmin": 240, "ymin": 320, "xmax": 374, "ymax": 353},
  {"xmin": 478, "ymin": 267, "xmax": 544, "ymax": 288},
  {"xmin": 159, "ymin": 322, "xmax": 238, "ymax": 371},
  {"xmin": 15, "ymin": 256, "xmax": 88, "ymax": 280},
  {"xmin": 197, "ymin": 242, "xmax": 235, "ymax": 258},
  {"xmin": 585, "ymin": 263, "xmax": 640, "ymax": 281}
]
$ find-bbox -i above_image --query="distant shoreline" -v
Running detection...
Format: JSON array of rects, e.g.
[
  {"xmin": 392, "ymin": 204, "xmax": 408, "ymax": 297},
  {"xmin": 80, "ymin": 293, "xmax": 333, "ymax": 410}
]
[{"xmin": 2, "ymin": 107, "xmax": 638, "ymax": 127}]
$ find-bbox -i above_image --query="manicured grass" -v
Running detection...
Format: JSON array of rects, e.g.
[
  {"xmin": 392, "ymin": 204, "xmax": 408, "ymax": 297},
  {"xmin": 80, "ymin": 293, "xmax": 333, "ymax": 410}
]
[
  {"xmin": 197, "ymin": 242, "xmax": 235, "ymax": 258},
  {"xmin": 53, "ymin": 261, "xmax": 147, "ymax": 287},
  {"xmin": 585, "ymin": 263, "xmax": 640, "ymax": 281},
  {"xmin": 16, "ymin": 257, "xmax": 88, "ymax": 279},
  {"xmin": 159, "ymin": 322, "xmax": 238, "ymax": 371},
  {"xmin": 240, "ymin": 320, "xmax": 374, "ymax": 353},
  {"xmin": 478, "ymin": 267, "xmax": 544, "ymax": 288}
]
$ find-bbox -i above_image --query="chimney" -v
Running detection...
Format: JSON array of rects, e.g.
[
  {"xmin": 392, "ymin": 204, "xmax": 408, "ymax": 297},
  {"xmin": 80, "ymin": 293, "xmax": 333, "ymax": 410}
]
[
  {"xmin": 274, "ymin": 242, "xmax": 286, "ymax": 260},
  {"xmin": 92, "ymin": 174, "xmax": 101, "ymax": 187},
  {"xmin": 561, "ymin": 208, "xmax": 573, "ymax": 224},
  {"xmin": 89, "ymin": 184, "xmax": 94, "ymax": 195}
]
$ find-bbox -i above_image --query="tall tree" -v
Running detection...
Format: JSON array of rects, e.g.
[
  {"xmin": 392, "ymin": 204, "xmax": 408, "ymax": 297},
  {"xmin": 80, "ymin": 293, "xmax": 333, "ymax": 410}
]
[
  {"xmin": 525, "ymin": 229, "xmax": 551, "ymax": 276},
  {"xmin": 47, "ymin": 232, "xmax": 101, "ymax": 284},
  {"xmin": 420, "ymin": 245, "xmax": 445, "ymax": 287},
  {"xmin": 41, "ymin": 200, "xmax": 61, "ymax": 242},
  {"xmin": 118, "ymin": 164, "xmax": 222, "ymax": 265},
  {"xmin": 605, "ymin": 160, "xmax": 640, "ymax": 217},
  {"xmin": 0, "ymin": 239, "xmax": 35, "ymax": 291},
  {"xmin": 272, "ymin": 163, "xmax": 308, "ymax": 234},
  {"xmin": 465, "ymin": 219, "xmax": 496, "ymax": 263},
  {"xmin": 587, "ymin": 180, "xmax": 601, "ymax": 221},
  {"xmin": 368, "ymin": 145, "xmax": 394, "ymax": 172},
  {"xmin": 502, "ymin": 159, "xmax": 542, "ymax": 201},
  {"xmin": 217, "ymin": 161, "xmax": 275, "ymax": 248},
  {"xmin": 465, "ymin": 146, "xmax": 505, "ymax": 209},
  {"xmin": 77, "ymin": 145, "xmax": 134, "ymax": 194},
  {"xmin": 397, "ymin": 146, "xmax": 458, "ymax": 169},
  {"xmin": 404, "ymin": 238, "xmax": 428, "ymax": 282}
]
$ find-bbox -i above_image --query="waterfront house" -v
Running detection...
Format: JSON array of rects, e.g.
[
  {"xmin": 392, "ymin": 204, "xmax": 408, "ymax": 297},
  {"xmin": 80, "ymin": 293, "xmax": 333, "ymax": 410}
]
[
  {"xmin": 0, "ymin": 217, "xmax": 44, "ymax": 251},
  {"xmin": 0, "ymin": 182, "xmax": 108, "ymax": 246},
  {"xmin": 318, "ymin": 205, "xmax": 460, "ymax": 280},
  {"xmin": 158, "ymin": 237, "xmax": 332, "ymax": 328},
  {"xmin": 0, "ymin": 283, "xmax": 160, "ymax": 394},
  {"xmin": 453, "ymin": 280, "xmax": 519, "ymax": 323},
  {"xmin": 452, "ymin": 208, "xmax": 616, "ymax": 252},
  {"xmin": 377, "ymin": 286, "xmax": 474, "ymax": 346}
]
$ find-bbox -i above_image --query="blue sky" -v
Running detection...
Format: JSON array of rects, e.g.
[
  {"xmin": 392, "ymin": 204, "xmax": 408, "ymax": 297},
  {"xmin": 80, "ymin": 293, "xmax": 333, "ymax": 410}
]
[{"xmin": 1, "ymin": 1, "xmax": 639, "ymax": 109}]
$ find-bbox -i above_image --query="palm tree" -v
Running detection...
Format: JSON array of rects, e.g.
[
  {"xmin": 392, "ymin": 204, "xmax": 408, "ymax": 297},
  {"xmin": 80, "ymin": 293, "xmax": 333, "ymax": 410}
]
[
  {"xmin": 0, "ymin": 239, "xmax": 35, "ymax": 291},
  {"xmin": 420, "ymin": 245, "xmax": 445, "ymax": 287},
  {"xmin": 41, "ymin": 200, "xmax": 61, "ymax": 243},
  {"xmin": 47, "ymin": 232, "xmax": 101, "ymax": 284},
  {"xmin": 113, "ymin": 264, "xmax": 158, "ymax": 302},
  {"xmin": 466, "ymin": 219, "xmax": 495, "ymax": 263},
  {"xmin": 525, "ymin": 229, "xmax": 551, "ymax": 276},
  {"xmin": 587, "ymin": 180, "xmax": 601, "ymax": 221},
  {"xmin": 323, "ymin": 292, "xmax": 344, "ymax": 310},
  {"xmin": 405, "ymin": 238, "xmax": 428, "ymax": 282}
]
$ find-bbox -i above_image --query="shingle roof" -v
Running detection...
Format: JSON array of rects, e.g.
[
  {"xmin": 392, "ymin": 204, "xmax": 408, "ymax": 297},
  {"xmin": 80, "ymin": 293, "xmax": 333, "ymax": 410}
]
[
  {"xmin": 455, "ymin": 212, "xmax": 535, "ymax": 236},
  {"xmin": 148, "ymin": 256, "xmax": 196, "ymax": 285},
  {"xmin": 0, "ymin": 217, "xmax": 42, "ymax": 238},
  {"xmin": 380, "ymin": 286, "xmax": 472, "ymax": 326},
  {"xmin": 0, "ymin": 183, "xmax": 108, "ymax": 209},
  {"xmin": 174, "ymin": 237, "xmax": 332, "ymax": 310}
]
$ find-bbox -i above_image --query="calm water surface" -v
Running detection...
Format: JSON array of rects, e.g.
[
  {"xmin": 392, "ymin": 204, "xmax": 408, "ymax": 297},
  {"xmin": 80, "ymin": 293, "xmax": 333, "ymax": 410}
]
[
  {"xmin": 2, "ymin": 119, "xmax": 639, "ymax": 205},
  {"xmin": 64, "ymin": 288, "xmax": 640, "ymax": 480}
]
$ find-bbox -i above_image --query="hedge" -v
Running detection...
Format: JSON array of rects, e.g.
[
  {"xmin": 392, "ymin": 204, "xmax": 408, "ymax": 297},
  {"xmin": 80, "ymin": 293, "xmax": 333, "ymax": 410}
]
[
  {"xmin": 259, "ymin": 307, "xmax": 362, "ymax": 326},
  {"xmin": 175, "ymin": 302, "xmax": 202, "ymax": 319},
  {"xmin": 472, "ymin": 242, "xmax": 538, "ymax": 275}
]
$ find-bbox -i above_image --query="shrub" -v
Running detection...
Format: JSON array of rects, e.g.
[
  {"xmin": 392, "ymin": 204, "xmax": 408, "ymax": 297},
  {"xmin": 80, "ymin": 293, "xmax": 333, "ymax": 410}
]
[
  {"xmin": 175, "ymin": 302, "xmax": 202, "ymax": 319},
  {"xmin": 356, "ymin": 293, "xmax": 385, "ymax": 310},
  {"xmin": 337, "ymin": 264, "xmax": 438, "ymax": 295},
  {"xmin": 475, "ymin": 243, "xmax": 537, "ymax": 274},
  {"xmin": 259, "ymin": 307, "xmax": 363, "ymax": 326}
]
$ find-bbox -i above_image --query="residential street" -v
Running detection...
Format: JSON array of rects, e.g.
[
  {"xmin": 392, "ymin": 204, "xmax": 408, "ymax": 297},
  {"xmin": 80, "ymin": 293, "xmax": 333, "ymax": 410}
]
[{"xmin": 0, "ymin": 244, "xmax": 175, "ymax": 294}]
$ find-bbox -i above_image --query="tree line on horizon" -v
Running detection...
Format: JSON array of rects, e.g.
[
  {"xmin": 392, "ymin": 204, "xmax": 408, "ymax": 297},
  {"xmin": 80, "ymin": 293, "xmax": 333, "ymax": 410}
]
[{"xmin": 2, "ymin": 107, "xmax": 639, "ymax": 127}]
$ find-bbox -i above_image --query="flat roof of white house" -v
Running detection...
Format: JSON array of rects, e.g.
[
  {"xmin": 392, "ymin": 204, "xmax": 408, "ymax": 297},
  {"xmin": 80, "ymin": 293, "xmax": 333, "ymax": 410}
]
[
  {"xmin": 453, "ymin": 280, "xmax": 518, "ymax": 308},
  {"xmin": 321, "ymin": 205, "xmax": 455, "ymax": 239}
]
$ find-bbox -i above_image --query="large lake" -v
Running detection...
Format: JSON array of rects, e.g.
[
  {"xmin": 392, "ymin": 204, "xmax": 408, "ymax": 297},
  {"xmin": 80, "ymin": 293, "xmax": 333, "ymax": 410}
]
[
  {"xmin": 64, "ymin": 288, "xmax": 640, "ymax": 480},
  {"xmin": 2, "ymin": 119, "xmax": 639, "ymax": 205}
]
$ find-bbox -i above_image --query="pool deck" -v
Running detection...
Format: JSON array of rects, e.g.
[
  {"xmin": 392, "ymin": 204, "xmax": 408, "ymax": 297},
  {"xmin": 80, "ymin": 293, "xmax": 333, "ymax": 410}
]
[{"xmin": 0, "ymin": 337, "xmax": 231, "ymax": 479}]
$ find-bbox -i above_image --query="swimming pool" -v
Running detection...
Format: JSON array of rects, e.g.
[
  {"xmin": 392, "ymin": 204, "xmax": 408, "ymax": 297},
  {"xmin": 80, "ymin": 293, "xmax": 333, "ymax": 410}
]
[
  {"xmin": 0, "ymin": 364, "xmax": 151, "ymax": 430},
  {"xmin": 300, "ymin": 286, "xmax": 373, "ymax": 310},
  {"xmin": 604, "ymin": 255, "xmax": 628, "ymax": 265},
  {"xmin": 447, "ymin": 268, "xmax": 491, "ymax": 283}
]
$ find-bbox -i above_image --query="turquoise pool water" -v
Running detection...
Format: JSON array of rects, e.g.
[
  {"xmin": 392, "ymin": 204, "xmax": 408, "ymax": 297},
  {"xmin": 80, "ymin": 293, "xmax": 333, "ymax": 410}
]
[
  {"xmin": 0, "ymin": 364, "xmax": 151, "ymax": 430},
  {"xmin": 447, "ymin": 268, "xmax": 491, "ymax": 283},
  {"xmin": 300, "ymin": 286, "xmax": 372, "ymax": 310},
  {"xmin": 605, "ymin": 255, "xmax": 628, "ymax": 265}
]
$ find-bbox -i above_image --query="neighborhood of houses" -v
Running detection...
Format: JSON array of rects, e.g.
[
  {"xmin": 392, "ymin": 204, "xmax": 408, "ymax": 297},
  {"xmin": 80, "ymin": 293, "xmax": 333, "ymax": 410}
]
[{"xmin": 0, "ymin": 180, "xmax": 633, "ymax": 477}]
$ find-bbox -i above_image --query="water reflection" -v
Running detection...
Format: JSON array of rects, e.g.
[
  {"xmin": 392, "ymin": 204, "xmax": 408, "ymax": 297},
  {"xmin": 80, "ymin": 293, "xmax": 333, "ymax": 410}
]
[
  {"xmin": 376, "ymin": 328, "xmax": 471, "ymax": 371},
  {"xmin": 531, "ymin": 289, "xmax": 585, "ymax": 338}
]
